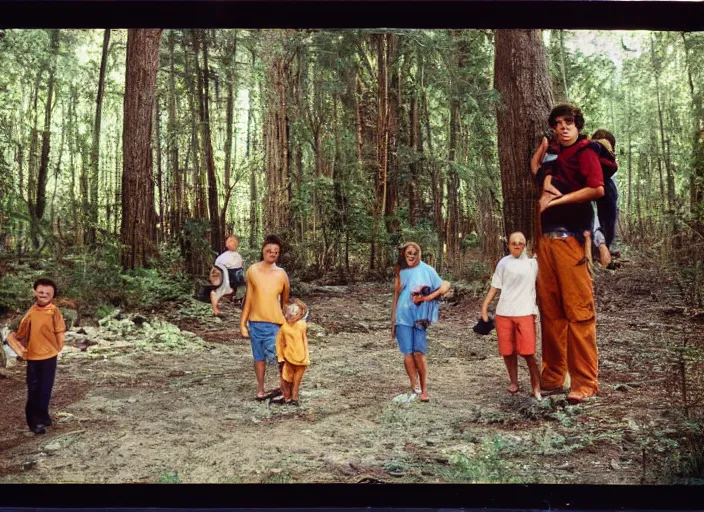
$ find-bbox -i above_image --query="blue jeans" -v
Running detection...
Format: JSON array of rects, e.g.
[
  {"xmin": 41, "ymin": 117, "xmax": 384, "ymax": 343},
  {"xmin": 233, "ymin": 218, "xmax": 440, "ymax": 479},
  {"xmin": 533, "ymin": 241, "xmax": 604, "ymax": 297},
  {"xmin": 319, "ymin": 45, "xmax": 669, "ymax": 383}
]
[{"xmin": 596, "ymin": 177, "xmax": 618, "ymax": 248}]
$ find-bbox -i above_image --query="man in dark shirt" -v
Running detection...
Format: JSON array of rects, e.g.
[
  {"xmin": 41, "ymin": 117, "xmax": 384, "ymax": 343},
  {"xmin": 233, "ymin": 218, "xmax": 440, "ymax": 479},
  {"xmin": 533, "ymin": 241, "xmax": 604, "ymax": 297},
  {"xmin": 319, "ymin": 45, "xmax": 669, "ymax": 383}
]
[{"xmin": 530, "ymin": 103, "xmax": 604, "ymax": 404}]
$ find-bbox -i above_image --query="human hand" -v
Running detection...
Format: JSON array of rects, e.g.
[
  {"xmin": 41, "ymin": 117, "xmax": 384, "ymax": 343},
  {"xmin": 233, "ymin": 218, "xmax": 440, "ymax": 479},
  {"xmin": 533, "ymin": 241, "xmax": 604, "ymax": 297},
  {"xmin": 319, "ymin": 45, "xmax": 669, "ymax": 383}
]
[
  {"xmin": 538, "ymin": 192, "xmax": 555, "ymax": 213},
  {"xmin": 391, "ymin": 324, "xmax": 396, "ymax": 339},
  {"xmin": 530, "ymin": 136, "xmax": 549, "ymax": 175},
  {"xmin": 543, "ymin": 182, "xmax": 563, "ymax": 198},
  {"xmin": 412, "ymin": 294, "xmax": 425, "ymax": 305},
  {"xmin": 481, "ymin": 308, "xmax": 489, "ymax": 323},
  {"xmin": 240, "ymin": 325, "xmax": 250, "ymax": 338}
]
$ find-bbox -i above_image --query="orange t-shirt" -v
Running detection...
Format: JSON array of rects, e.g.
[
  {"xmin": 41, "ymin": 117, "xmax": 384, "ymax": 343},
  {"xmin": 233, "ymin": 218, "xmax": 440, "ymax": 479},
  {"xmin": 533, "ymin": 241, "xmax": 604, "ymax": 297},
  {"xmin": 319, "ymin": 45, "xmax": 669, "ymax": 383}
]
[
  {"xmin": 15, "ymin": 303, "xmax": 66, "ymax": 360},
  {"xmin": 244, "ymin": 263, "xmax": 290, "ymax": 325}
]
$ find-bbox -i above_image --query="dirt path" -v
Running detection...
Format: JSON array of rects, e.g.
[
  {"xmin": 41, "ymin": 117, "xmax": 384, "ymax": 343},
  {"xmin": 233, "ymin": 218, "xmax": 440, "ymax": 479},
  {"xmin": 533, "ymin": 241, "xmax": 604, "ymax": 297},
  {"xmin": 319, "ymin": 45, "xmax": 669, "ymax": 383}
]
[{"xmin": 0, "ymin": 259, "xmax": 692, "ymax": 483}]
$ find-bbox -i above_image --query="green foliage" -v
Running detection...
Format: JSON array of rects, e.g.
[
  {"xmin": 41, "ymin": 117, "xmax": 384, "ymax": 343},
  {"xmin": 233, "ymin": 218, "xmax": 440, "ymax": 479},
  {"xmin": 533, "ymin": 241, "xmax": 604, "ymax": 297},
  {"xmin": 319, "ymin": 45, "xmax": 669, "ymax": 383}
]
[
  {"xmin": 444, "ymin": 436, "xmax": 522, "ymax": 483},
  {"xmin": 156, "ymin": 471, "xmax": 180, "ymax": 483},
  {"xmin": 0, "ymin": 269, "xmax": 35, "ymax": 312}
]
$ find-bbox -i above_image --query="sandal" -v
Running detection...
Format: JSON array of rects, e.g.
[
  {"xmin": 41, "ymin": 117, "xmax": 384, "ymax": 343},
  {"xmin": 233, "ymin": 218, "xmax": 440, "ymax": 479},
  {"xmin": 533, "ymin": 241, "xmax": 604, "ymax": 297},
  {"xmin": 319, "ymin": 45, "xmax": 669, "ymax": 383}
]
[
  {"xmin": 287, "ymin": 399, "xmax": 299, "ymax": 407},
  {"xmin": 270, "ymin": 395, "xmax": 286, "ymax": 405}
]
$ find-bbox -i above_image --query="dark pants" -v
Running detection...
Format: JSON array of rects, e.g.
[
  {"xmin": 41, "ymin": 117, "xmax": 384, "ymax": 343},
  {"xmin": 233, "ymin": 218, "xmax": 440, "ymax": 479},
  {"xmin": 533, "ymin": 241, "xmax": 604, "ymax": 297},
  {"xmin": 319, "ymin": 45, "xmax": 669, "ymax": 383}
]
[
  {"xmin": 596, "ymin": 177, "xmax": 618, "ymax": 249},
  {"xmin": 26, "ymin": 356, "xmax": 57, "ymax": 429}
]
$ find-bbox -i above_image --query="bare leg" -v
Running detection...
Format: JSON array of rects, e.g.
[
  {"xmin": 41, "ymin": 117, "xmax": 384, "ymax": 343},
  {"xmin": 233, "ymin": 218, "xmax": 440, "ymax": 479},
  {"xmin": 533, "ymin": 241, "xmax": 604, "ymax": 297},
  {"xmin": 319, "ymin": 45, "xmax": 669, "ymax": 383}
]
[
  {"xmin": 278, "ymin": 362, "xmax": 291, "ymax": 400},
  {"xmin": 210, "ymin": 291, "xmax": 221, "ymax": 316},
  {"xmin": 291, "ymin": 366, "xmax": 306, "ymax": 400},
  {"xmin": 403, "ymin": 354, "xmax": 417, "ymax": 391},
  {"xmin": 598, "ymin": 244, "xmax": 612, "ymax": 267},
  {"xmin": 524, "ymin": 354, "xmax": 542, "ymax": 400},
  {"xmin": 503, "ymin": 353, "xmax": 519, "ymax": 392},
  {"xmin": 412, "ymin": 352, "xmax": 429, "ymax": 401},
  {"xmin": 254, "ymin": 360, "xmax": 267, "ymax": 397}
]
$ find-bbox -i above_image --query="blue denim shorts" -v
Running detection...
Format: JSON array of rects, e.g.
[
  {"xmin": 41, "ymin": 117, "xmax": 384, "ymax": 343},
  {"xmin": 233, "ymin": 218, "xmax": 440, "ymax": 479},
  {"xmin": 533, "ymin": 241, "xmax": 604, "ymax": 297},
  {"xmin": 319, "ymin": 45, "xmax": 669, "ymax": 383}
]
[
  {"xmin": 248, "ymin": 321, "xmax": 280, "ymax": 362},
  {"xmin": 395, "ymin": 324, "xmax": 428, "ymax": 355}
]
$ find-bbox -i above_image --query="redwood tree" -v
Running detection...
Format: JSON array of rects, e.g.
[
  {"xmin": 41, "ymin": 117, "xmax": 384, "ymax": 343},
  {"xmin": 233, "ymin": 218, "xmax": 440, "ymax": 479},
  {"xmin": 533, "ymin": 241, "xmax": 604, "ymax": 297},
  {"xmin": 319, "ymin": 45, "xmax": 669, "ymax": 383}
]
[
  {"xmin": 494, "ymin": 30, "xmax": 554, "ymax": 245},
  {"xmin": 121, "ymin": 29, "xmax": 162, "ymax": 269}
]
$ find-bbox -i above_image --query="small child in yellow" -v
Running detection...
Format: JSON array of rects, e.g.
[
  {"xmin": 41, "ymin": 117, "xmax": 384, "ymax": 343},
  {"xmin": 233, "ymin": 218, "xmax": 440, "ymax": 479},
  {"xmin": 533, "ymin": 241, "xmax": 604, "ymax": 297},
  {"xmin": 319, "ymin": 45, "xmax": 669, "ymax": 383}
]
[
  {"xmin": 7, "ymin": 278, "xmax": 66, "ymax": 435},
  {"xmin": 273, "ymin": 299, "xmax": 309, "ymax": 407}
]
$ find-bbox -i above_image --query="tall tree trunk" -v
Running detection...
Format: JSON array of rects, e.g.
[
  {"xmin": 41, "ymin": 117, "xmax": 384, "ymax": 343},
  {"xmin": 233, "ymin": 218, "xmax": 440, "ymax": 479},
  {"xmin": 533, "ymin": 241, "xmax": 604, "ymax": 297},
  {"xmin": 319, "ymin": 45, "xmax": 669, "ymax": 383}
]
[
  {"xmin": 682, "ymin": 32, "xmax": 704, "ymax": 219},
  {"xmin": 167, "ymin": 30, "xmax": 182, "ymax": 235},
  {"xmin": 494, "ymin": 29, "xmax": 554, "ymax": 248},
  {"xmin": 154, "ymin": 93, "xmax": 164, "ymax": 243},
  {"xmin": 181, "ymin": 31, "xmax": 205, "ymax": 219},
  {"xmin": 121, "ymin": 29, "xmax": 162, "ymax": 269},
  {"xmin": 32, "ymin": 29, "xmax": 61, "ymax": 249},
  {"xmin": 193, "ymin": 30, "xmax": 221, "ymax": 252},
  {"xmin": 263, "ymin": 35, "xmax": 291, "ymax": 236},
  {"xmin": 223, "ymin": 67, "xmax": 235, "ymax": 237},
  {"xmin": 247, "ymin": 50, "xmax": 259, "ymax": 248},
  {"xmin": 384, "ymin": 34, "xmax": 401, "ymax": 257},
  {"xmin": 88, "ymin": 29, "xmax": 110, "ymax": 245}
]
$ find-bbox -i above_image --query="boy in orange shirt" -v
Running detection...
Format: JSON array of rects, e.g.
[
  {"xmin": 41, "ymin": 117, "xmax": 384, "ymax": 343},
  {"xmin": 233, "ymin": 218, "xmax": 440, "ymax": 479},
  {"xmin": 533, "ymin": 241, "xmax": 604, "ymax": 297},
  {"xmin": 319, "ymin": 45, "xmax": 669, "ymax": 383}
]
[
  {"xmin": 273, "ymin": 299, "xmax": 309, "ymax": 406},
  {"xmin": 7, "ymin": 278, "xmax": 66, "ymax": 435}
]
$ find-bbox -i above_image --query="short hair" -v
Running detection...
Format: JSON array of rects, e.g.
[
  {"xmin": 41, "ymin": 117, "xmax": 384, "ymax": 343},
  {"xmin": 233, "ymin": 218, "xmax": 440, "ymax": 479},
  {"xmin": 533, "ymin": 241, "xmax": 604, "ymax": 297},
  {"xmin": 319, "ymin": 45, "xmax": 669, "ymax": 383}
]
[
  {"xmin": 262, "ymin": 234, "xmax": 283, "ymax": 250},
  {"xmin": 226, "ymin": 235, "xmax": 239, "ymax": 242},
  {"xmin": 548, "ymin": 103, "xmax": 585, "ymax": 132},
  {"xmin": 33, "ymin": 278, "xmax": 58, "ymax": 297},
  {"xmin": 591, "ymin": 129, "xmax": 616, "ymax": 150}
]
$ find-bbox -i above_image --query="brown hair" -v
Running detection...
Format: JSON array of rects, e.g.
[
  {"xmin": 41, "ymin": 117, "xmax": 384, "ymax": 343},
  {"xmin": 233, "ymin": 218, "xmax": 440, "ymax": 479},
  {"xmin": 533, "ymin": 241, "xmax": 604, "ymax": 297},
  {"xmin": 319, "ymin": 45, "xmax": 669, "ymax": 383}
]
[
  {"xmin": 394, "ymin": 242, "xmax": 422, "ymax": 276},
  {"xmin": 548, "ymin": 103, "xmax": 585, "ymax": 132},
  {"xmin": 591, "ymin": 129, "xmax": 616, "ymax": 151}
]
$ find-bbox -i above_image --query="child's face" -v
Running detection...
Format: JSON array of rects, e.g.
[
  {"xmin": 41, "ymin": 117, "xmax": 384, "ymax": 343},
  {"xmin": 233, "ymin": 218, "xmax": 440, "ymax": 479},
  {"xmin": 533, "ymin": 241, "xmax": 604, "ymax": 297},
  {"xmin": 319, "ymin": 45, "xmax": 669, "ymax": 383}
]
[
  {"xmin": 508, "ymin": 235, "xmax": 526, "ymax": 258},
  {"xmin": 262, "ymin": 244, "xmax": 280, "ymax": 264},
  {"xmin": 34, "ymin": 284, "xmax": 55, "ymax": 306},
  {"xmin": 551, "ymin": 115, "xmax": 579, "ymax": 147},
  {"xmin": 226, "ymin": 237, "xmax": 239, "ymax": 251}
]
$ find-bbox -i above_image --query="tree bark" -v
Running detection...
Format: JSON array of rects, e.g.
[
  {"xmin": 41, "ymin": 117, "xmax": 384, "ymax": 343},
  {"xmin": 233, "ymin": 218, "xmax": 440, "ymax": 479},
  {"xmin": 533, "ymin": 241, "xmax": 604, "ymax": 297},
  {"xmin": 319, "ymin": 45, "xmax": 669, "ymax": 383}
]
[
  {"xmin": 167, "ymin": 30, "xmax": 182, "ymax": 235},
  {"xmin": 121, "ymin": 29, "xmax": 162, "ymax": 269},
  {"xmin": 87, "ymin": 29, "xmax": 110, "ymax": 245},
  {"xmin": 193, "ymin": 29, "xmax": 221, "ymax": 252},
  {"xmin": 494, "ymin": 29, "xmax": 554, "ymax": 248}
]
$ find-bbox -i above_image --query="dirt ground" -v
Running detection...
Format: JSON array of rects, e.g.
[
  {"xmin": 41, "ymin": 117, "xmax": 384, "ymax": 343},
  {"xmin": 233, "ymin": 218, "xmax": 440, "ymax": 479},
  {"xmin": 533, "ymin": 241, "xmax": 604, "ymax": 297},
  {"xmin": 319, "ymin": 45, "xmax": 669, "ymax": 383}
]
[{"xmin": 0, "ymin": 257, "xmax": 697, "ymax": 483}]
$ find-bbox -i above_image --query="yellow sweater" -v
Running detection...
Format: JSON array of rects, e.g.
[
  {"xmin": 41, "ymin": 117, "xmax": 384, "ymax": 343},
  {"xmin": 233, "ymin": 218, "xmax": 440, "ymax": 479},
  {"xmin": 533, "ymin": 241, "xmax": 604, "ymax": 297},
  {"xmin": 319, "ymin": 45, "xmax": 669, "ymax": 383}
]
[
  {"xmin": 243, "ymin": 262, "xmax": 290, "ymax": 325},
  {"xmin": 275, "ymin": 320, "xmax": 309, "ymax": 366}
]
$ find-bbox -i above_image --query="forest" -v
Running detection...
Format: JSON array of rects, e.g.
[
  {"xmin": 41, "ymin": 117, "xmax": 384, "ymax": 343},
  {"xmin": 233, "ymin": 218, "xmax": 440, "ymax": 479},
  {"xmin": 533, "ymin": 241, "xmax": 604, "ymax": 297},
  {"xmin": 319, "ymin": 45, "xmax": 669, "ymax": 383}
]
[{"xmin": 0, "ymin": 28, "xmax": 703, "ymax": 484}]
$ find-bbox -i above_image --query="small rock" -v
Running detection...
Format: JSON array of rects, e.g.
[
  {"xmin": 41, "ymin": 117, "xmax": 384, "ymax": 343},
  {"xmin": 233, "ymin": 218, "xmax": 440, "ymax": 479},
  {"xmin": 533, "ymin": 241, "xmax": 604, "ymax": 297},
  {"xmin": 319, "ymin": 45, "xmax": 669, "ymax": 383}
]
[
  {"xmin": 610, "ymin": 459, "xmax": 620, "ymax": 470},
  {"xmin": 44, "ymin": 442, "xmax": 62, "ymax": 453},
  {"xmin": 126, "ymin": 398, "xmax": 137, "ymax": 404},
  {"xmin": 614, "ymin": 384, "xmax": 630, "ymax": 392}
]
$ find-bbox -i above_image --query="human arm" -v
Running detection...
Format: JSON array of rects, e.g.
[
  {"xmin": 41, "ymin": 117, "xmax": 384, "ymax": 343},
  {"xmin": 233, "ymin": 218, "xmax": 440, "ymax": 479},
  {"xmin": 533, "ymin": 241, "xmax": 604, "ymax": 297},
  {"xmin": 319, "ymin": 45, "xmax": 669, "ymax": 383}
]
[
  {"xmin": 539, "ymin": 185, "xmax": 604, "ymax": 212},
  {"xmin": 391, "ymin": 275, "xmax": 401, "ymax": 339},
  {"xmin": 530, "ymin": 137, "xmax": 549, "ymax": 176},
  {"xmin": 412, "ymin": 280, "xmax": 451, "ymax": 305},
  {"xmin": 240, "ymin": 272, "xmax": 251, "ymax": 337},
  {"xmin": 481, "ymin": 286, "xmax": 499, "ymax": 322},
  {"xmin": 280, "ymin": 273, "xmax": 291, "ymax": 313}
]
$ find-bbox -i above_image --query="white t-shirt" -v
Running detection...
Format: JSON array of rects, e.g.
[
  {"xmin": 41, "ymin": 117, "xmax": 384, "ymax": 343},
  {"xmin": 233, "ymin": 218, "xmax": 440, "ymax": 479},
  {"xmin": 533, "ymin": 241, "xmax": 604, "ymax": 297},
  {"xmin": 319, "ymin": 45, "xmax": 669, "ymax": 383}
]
[
  {"xmin": 214, "ymin": 250, "xmax": 243, "ymax": 269},
  {"xmin": 490, "ymin": 252, "xmax": 538, "ymax": 317}
]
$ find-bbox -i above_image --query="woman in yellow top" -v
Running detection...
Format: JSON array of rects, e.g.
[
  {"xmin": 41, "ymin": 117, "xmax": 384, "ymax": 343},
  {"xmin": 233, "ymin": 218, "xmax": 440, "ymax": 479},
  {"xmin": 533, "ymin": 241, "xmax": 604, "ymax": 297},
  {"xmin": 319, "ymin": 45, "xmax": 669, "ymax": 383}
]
[
  {"xmin": 273, "ymin": 299, "xmax": 309, "ymax": 406},
  {"xmin": 8, "ymin": 278, "xmax": 66, "ymax": 435},
  {"xmin": 240, "ymin": 235, "xmax": 290, "ymax": 401}
]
